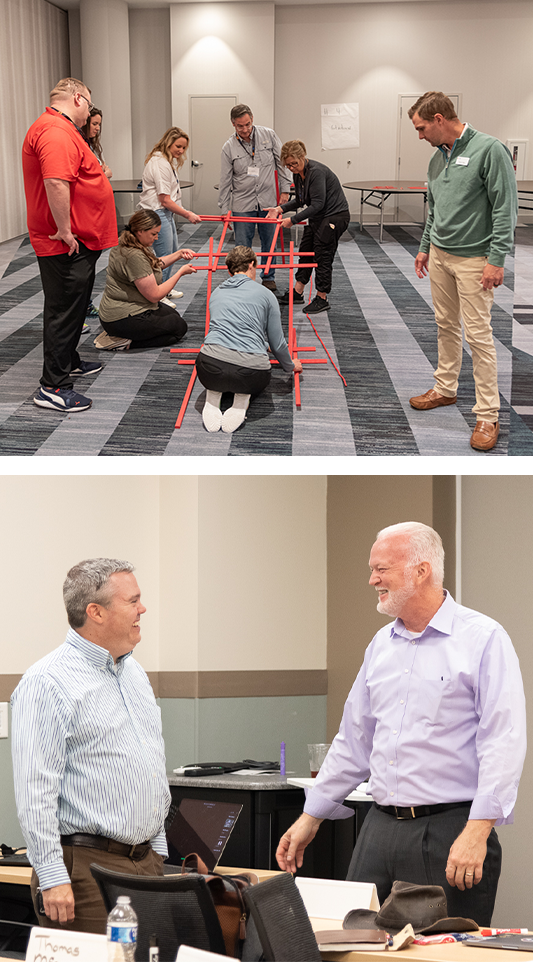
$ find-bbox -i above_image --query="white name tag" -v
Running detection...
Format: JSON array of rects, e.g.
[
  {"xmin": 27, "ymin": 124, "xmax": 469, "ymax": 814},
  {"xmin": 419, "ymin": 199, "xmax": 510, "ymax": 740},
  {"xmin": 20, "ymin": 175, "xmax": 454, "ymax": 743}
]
[
  {"xmin": 248, "ymin": 166, "xmax": 260, "ymax": 177},
  {"xmin": 455, "ymin": 156, "xmax": 470, "ymax": 166}
]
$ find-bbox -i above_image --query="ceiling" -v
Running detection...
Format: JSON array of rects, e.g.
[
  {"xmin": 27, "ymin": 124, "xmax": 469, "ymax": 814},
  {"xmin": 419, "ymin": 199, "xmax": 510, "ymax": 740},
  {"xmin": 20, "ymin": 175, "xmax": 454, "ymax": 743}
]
[{"xmin": 53, "ymin": 0, "xmax": 501, "ymax": 8}]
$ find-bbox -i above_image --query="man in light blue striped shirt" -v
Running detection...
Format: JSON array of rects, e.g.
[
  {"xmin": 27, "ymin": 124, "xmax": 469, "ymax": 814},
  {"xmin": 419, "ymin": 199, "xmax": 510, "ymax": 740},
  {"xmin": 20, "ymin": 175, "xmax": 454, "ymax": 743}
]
[{"xmin": 11, "ymin": 558, "xmax": 171, "ymax": 933}]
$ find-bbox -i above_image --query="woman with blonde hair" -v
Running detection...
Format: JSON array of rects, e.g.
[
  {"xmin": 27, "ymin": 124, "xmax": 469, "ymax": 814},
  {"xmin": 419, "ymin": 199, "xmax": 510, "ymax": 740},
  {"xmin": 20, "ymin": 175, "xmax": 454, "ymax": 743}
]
[
  {"xmin": 97, "ymin": 209, "xmax": 196, "ymax": 350},
  {"xmin": 139, "ymin": 127, "xmax": 201, "ymax": 289}
]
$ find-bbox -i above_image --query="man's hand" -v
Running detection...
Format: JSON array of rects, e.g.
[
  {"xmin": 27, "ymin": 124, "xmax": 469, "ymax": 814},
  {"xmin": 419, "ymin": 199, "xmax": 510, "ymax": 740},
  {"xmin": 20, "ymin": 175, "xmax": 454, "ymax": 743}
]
[
  {"xmin": 42, "ymin": 883, "xmax": 75, "ymax": 923},
  {"xmin": 481, "ymin": 263, "xmax": 504, "ymax": 290},
  {"xmin": 264, "ymin": 206, "xmax": 282, "ymax": 220},
  {"xmin": 44, "ymin": 179, "xmax": 79, "ymax": 255},
  {"xmin": 293, "ymin": 359, "xmax": 303, "ymax": 374},
  {"xmin": 279, "ymin": 193, "xmax": 290, "ymax": 205},
  {"xmin": 446, "ymin": 819, "xmax": 495, "ymax": 890},
  {"xmin": 415, "ymin": 252, "xmax": 429, "ymax": 278},
  {"xmin": 276, "ymin": 813, "xmax": 322, "ymax": 873}
]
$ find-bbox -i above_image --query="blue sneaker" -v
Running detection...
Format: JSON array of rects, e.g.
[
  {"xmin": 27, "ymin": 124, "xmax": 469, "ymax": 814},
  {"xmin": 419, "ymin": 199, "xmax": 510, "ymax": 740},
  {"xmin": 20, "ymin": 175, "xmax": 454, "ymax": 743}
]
[
  {"xmin": 34, "ymin": 386, "xmax": 92, "ymax": 411},
  {"xmin": 86, "ymin": 301, "xmax": 99, "ymax": 318},
  {"xmin": 82, "ymin": 323, "xmax": 90, "ymax": 334},
  {"xmin": 70, "ymin": 360, "xmax": 104, "ymax": 376}
]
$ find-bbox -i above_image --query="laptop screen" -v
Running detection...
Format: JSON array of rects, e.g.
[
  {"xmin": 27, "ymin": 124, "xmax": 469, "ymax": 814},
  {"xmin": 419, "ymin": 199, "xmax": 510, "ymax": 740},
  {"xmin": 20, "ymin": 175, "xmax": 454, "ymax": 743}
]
[{"xmin": 165, "ymin": 798, "xmax": 242, "ymax": 871}]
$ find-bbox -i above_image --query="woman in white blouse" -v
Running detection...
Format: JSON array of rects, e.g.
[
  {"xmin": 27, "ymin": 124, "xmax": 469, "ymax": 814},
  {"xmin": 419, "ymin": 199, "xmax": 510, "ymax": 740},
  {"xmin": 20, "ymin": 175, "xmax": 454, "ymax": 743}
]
[{"xmin": 139, "ymin": 127, "xmax": 201, "ymax": 289}]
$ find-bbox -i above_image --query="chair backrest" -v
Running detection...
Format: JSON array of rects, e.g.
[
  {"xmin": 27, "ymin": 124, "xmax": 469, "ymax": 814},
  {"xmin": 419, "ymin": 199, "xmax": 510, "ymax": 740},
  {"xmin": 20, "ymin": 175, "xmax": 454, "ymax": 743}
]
[
  {"xmin": 243, "ymin": 873, "xmax": 322, "ymax": 962},
  {"xmin": 90, "ymin": 865, "xmax": 226, "ymax": 963}
]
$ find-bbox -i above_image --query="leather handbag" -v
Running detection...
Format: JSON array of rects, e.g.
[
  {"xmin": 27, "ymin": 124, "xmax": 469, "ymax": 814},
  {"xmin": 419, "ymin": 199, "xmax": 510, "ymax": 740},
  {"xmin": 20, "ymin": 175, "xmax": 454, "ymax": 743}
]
[{"xmin": 181, "ymin": 853, "xmax": 258, "ymax": 958}]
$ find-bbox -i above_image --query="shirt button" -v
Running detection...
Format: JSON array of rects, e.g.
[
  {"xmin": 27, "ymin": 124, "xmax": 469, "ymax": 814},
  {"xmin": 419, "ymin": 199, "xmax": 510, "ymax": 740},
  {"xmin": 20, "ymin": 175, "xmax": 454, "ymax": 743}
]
[
  {"xmin": 400, "ymin": 699, "xmax": 404, "ymax": 704},
  {"xmin": 411, "ymin": 640, "xmax": 416, "ymax": 645},
  {"xmin": 393, "ymin": 729, "xmax": 398, "ymax": 734},
  {"xmin": 405, "ymin": 669, "xmax": 409, "ymax": 673},
  {"xmin": 389, "ymin": 760, "xmax": 394, "ymax": 765},
  {"xmin": 390, "ymin": 792, "xmax": 394, "ymax": 796}
]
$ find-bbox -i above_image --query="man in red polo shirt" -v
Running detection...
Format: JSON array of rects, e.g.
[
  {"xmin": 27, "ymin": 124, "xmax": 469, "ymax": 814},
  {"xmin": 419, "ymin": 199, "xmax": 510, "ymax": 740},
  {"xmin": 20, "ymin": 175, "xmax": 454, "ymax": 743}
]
[{"xmin": 23, "ymin": 77, "xmax": 118, "ymax": 412}]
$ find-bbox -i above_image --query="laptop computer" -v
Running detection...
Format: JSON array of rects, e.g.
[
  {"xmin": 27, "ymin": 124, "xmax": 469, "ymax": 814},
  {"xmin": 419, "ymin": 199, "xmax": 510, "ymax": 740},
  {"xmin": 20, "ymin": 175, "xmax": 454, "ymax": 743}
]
[{"xmin": 164, "ymin": 798, "xmax": 242, "ymax": 873}]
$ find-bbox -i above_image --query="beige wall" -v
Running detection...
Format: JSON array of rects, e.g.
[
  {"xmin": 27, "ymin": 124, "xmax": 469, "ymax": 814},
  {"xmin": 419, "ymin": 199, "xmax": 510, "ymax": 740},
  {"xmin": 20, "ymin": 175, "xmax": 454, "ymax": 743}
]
[
  {"xmin": 0, "ymin": 474, "xmax": 326, "ymax": 678},
  {"xmin": 461, "ymin": 477, "xmax": 532, "ymax": 927},
  {"xmin": 274, "ymin": 0, "xmax": 533, "ymax": 197},
  {"xmin": 170, "ymin": 2, "xmax": 276, "ymax": 139},
  {"xmin": 327, "ymin": 475, "xmax": 435, "ymax": 736}
]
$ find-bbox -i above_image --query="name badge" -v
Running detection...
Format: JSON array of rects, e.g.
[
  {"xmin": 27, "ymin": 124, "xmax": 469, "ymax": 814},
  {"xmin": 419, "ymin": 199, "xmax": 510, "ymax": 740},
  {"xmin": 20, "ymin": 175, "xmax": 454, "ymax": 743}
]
[
  {"xmin": 248, "ymin": 166, "xmax": 260, "ymax": 177},
  {"xmin": 455, "ymin": 156, "xmax": 470, "ymax": 166}
]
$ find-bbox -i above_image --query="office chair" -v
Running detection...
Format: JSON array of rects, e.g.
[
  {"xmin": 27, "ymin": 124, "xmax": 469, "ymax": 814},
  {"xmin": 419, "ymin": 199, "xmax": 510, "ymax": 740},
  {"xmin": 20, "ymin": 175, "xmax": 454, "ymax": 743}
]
[
  {"xmin": 90, "ymin": 865, "xmax": 226, "ymax": 963},
  {"xmin": 243, "ymin": 873, "xmax": 322, "ymax": 962}
]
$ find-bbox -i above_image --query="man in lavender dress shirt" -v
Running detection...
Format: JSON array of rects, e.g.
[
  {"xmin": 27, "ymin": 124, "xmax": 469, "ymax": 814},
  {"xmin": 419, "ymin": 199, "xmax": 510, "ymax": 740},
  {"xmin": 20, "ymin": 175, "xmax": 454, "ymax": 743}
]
[{"xmin": 276, "ymin": 522, "xmax": 526, "ymax": 924}]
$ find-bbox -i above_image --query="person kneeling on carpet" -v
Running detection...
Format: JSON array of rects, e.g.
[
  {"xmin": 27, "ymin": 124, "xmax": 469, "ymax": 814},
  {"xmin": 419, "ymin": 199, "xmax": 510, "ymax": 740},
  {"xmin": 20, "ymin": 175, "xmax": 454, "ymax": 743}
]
[
  {"xmin": 96, "ymin": 210, "xmax": 196, "ymax": 350},
  {"xmin": 196, "ymin": 245, "xmax": 302, "ymax": 433}
]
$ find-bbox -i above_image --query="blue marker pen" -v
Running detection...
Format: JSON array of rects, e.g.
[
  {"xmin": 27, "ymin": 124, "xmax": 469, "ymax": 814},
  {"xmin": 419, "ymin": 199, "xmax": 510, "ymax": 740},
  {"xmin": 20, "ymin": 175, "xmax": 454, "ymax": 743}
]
[{"xmin": 280, "ymin": 741, "xmax": 286, "ymax": 775}]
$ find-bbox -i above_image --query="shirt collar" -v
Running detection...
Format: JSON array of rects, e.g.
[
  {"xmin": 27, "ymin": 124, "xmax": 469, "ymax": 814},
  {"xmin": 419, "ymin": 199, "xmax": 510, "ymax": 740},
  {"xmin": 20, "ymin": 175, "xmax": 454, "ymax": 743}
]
[
  {"xmin": 390, "ymin": 590, "xmax": 456, "ymax": 640},
  {"xmin": 65, "ymin": 626, "xmax": 132, "ymax": 669}
]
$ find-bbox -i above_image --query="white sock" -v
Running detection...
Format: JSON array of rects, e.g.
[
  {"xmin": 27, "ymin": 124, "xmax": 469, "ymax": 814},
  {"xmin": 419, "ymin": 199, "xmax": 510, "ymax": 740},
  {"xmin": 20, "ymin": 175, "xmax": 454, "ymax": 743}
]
[
  {"xmin": 221, "ymin": 394, "xmax": 251, "ymax": 433},
  {"xmin": 202, "ymin": 390, "xmax": 223, "ymax": 432}
]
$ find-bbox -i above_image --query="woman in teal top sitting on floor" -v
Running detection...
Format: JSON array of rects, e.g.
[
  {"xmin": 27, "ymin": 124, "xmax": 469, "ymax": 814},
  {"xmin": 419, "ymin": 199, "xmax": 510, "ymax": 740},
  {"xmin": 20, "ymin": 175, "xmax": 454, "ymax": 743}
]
[{"xmin": 196, "ymin": 246, "xmax": 302, "ymax": 434}]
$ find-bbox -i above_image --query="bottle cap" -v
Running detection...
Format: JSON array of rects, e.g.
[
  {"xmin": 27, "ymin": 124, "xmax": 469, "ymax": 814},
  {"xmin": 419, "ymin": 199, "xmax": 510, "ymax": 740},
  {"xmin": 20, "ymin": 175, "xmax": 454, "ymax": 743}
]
[{"xmin": 117, "ymin": 895, "xmax": 131, "ymax": 904}]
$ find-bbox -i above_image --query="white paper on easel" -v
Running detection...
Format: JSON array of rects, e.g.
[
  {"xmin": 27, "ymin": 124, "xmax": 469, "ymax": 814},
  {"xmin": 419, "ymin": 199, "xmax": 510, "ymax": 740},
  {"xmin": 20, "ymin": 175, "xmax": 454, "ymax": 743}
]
[
  {"xmin": 295, "ymin": 876, "xmax": 379, "ymax": 920},
  {"xmin": 25, "ymin": 926, "xmax": 107, "ymax": 961},
  {"xmin": 321, "ymin": 103, "xmax": 359, "ymax": 150}
]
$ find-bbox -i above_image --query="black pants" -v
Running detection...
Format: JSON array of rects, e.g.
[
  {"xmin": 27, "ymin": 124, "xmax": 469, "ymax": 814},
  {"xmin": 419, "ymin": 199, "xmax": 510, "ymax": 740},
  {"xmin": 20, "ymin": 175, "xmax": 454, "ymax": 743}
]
[
  {"xmin": 346, "ymin": 803, "xmax": 501, "ymax": 926},
  {"xmin": 196, "ymin": 351, "xmax": 271, "ymax": 396},
  {"xmin": 101, "ymin": 303, "xmax": 187, "ymax": 349},
  {"xmin": 38, "ymin": 243, "xmax": 101, "ymax": 389},
  {"xmin": 295, "ymin": 210, "xmax": 350, "ymax": 294}
]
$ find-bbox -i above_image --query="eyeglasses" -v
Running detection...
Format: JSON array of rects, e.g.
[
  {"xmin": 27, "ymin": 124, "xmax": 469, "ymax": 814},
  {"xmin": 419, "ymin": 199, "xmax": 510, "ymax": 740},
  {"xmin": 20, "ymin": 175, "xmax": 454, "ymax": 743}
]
[
  {"xmin": 285, "ymin": 160, "xmax": 301, "ymax": 170},
  {"xmin": 234, "ymin": 122, "xmax": 253, "ymax": 132},
  {"xmin": 78, "ymin": 92, "xmax": 95, "ymax": 111}
]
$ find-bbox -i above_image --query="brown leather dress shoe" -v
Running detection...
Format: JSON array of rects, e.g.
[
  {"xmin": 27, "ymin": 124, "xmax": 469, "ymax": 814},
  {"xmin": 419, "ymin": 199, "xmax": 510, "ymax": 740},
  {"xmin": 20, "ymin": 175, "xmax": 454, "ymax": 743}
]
[
  {"xmin": 470, "ymin": 420, "xmax": 499, "ymax": 451},
  {"xmin": 409, "ymin": 388, "xmax": 457, "ymax": 410}
]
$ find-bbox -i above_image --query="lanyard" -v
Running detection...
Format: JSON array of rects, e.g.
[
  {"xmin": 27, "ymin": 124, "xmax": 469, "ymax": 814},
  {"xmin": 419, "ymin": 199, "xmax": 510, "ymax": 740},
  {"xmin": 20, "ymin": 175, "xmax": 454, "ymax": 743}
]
[{"xmin": 237, "ymin": 128, "xmax": 256, "ymax": 162}]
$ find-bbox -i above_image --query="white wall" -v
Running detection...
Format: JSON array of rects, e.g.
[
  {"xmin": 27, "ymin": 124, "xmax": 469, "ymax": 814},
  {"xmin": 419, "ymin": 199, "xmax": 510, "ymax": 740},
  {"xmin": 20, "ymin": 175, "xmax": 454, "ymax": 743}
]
[
  {"xmin": 170, "ymin": 2, "xmax": 276, "ymax": 138},
  {"xmin": 274, "ymin": 0, "xmax": 533, "ymax": 202}
]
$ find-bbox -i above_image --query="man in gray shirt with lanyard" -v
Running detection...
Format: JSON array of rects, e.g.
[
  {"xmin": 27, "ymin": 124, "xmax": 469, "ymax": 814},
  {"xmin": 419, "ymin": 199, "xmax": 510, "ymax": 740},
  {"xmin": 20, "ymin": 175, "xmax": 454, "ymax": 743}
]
[{"xmin": 219, "ymin": 104, "xmax": 291, "ymax": 291}]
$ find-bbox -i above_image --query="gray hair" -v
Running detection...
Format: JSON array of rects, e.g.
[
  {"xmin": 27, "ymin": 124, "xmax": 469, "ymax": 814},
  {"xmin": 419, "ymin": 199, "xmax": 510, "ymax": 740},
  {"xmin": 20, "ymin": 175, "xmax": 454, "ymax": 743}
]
[
  {"xmin": 376, "ymin": 522, "xmax": 444, "ymax": 585},
  {"xmin": 63, "ymin": 558, "xmax": 135, "ymax": 628}
]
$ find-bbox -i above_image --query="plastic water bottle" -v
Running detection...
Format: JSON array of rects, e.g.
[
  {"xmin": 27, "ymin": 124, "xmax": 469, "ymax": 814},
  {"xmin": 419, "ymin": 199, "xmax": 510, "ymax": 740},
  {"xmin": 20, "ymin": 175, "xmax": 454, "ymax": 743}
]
[{"xmin": 106, "ymin": 895, "xmax": 138, "ymax": 962}]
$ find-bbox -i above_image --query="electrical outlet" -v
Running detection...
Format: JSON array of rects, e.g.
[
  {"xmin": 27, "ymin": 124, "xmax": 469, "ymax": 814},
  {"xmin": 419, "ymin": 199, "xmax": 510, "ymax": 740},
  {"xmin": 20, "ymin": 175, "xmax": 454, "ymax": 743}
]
[{"xmin": 0, "ymin": 703, "xmax": 9, "ymax": 738}]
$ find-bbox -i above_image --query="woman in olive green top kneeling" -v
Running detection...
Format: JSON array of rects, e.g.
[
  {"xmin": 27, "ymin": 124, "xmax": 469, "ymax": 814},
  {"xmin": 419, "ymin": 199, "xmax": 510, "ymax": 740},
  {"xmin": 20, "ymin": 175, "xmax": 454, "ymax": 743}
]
[{"xmin": 97, "ymin": 209, "xmax": 197, "ymax": 349}]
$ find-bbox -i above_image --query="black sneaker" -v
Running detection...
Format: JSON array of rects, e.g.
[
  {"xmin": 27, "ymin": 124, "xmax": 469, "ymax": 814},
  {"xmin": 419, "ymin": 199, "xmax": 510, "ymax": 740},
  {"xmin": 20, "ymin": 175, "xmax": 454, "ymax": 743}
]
[
  {"xmin": 305, "ymin": 295, "xmax": 329, "ymax": 314},
  {"xmin": 70, "ymin": 360, "xmax": 104, "ymax": 376},
  {"xmin": 34, "ymin": 386, "xmax": 92, "ymax": 411},
  {"xmin": 278, "ymin": 289, "xmax": 304, "ymax": 306}
]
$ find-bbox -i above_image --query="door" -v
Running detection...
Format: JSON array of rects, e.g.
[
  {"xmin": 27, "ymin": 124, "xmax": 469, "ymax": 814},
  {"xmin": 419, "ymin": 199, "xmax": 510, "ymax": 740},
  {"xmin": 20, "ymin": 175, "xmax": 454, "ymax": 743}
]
[
  {"xmin": 396, "ymin": 93, "xmax": 460, "ymax": 224},
  {"xmin": 398, "ymin": 93, "xmax": 461, "ymax": 180},
  {"xmin": 189, "ymin": 96, "xmax": 237, "ymax": 215}
]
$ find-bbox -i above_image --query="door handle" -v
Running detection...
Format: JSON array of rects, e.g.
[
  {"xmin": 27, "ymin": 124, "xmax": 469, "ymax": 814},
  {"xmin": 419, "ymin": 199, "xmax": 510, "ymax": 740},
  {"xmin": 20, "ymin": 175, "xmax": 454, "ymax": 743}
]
[{"xmin": 191, "ymin": 160, "xmax": 203, "ymax": 168}]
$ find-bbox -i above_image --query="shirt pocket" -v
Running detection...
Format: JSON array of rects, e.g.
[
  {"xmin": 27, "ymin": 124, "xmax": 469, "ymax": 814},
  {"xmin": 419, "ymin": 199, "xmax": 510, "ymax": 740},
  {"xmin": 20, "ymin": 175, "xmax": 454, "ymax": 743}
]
[{"xmin": 416, "ymin": 677, "xmax": 454, "ymax": 726}]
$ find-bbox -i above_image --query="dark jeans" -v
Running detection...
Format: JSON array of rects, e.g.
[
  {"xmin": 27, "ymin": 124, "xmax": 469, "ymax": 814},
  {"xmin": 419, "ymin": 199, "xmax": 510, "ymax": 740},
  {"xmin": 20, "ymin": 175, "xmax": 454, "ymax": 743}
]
[
  {"xmin": 233, "ymin": 208, "xmax": 278, "ymax": 279},
  {"xmin": 38, "ymin": 243, "xmax": 101, "ymax": 389},
  {"xmin": 347, "ymin": 803, "xmax": 502, "ymax": 926},
  {"xmin": 31, "ymin": 843, "xmax": 164, "ymax": 934},
  {"xmin": 196, "ymin": 351, "xmax": 271, "ymax": 395},
  {"xmin": 101, "ymin": 303, "xmax": 187, "ymax": 349},
  {"xmin": 295, "ymin": 210, "xmax": 350, "ymax": 294}
]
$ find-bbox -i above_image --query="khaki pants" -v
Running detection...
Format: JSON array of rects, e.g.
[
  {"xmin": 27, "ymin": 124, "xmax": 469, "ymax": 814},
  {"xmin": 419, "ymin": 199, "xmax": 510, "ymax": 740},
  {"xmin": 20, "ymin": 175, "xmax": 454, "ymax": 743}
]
[
  {"xmin": 428, "ymin": 244, "xmax": 499, "ymax": 422},
  {"xmin": 31, "ymin": 842, "xmax": 165, "ymax": 934}
]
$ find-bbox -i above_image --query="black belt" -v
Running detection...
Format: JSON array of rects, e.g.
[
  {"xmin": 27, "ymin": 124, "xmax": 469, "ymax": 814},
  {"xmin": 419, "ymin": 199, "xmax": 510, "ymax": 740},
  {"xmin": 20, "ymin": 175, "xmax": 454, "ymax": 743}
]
[
  {"xmin": 60, "ymin": 833, "xmax": 151, "ymax": 860},
  {"xmin": 374, "ymin": 801, "xmax": 472, "ymax": 820}
]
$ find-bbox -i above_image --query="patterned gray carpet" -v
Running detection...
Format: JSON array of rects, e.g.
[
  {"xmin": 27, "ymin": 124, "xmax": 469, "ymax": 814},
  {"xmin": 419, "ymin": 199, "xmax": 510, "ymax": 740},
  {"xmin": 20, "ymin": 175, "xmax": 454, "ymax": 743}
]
[{"xmin": 1, "ymin": 220, "xmax": 531, "ymax": 457}]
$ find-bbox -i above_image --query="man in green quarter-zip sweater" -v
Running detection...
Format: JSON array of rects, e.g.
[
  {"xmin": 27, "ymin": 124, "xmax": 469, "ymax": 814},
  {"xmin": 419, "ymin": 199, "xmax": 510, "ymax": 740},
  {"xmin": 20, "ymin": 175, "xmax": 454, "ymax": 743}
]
[{"xmin": 408, "ymin": 91, "xmax": 517, "ymax": 452}]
